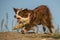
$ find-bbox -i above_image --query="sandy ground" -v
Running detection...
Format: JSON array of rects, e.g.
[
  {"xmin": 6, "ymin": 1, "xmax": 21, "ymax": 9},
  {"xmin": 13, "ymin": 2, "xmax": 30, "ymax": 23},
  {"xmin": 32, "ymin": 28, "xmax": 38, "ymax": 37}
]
[{"xmin": 0, "ymin": 32, "xmax": 60, "ymax": 40}]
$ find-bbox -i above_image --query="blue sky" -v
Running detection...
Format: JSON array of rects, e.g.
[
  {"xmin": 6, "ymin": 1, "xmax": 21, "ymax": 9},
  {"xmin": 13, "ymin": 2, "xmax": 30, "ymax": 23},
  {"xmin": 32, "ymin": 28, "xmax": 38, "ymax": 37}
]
[{"xmin": 0, "ymin": 0, "xmax": 60, "ymax": 32}]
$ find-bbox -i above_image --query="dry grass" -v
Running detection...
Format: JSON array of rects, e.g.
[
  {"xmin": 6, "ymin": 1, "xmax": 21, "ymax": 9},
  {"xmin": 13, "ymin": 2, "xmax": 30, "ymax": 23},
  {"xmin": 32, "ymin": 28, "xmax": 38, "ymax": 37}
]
[{"xmin": 0, "ymin": 32, "xmax": 60, "ymax": 40}]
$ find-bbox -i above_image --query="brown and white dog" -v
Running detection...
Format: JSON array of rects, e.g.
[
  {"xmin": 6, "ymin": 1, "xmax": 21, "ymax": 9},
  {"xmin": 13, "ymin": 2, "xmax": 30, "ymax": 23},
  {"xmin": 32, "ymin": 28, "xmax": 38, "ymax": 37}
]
[{"xmin": 13, "ymin": 5, "xmax": 54, "ymax": 34}]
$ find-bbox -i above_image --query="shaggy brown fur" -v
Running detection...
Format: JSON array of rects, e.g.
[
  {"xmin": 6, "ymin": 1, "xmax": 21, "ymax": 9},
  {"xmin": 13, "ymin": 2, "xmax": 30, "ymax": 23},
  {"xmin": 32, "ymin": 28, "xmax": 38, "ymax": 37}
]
[
  {"xmin": 13, "ymin": 5, "xmax": 54, "ymax": 33},
  {"xmin": 32, "ymin": 5, "xmax": 54, "ymax": 33}
]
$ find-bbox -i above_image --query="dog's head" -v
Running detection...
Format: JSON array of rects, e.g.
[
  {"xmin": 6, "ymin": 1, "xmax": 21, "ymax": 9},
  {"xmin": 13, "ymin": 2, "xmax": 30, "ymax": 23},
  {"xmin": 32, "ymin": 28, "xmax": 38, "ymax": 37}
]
[{"xmin": 13, "ymin": 8, "xmax": 32, "ymax": 25}]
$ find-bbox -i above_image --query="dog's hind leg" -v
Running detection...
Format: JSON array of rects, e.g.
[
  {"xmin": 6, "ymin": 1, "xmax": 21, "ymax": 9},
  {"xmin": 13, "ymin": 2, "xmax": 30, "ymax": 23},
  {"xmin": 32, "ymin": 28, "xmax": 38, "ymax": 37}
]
[
  {"xmin": 42, "ymin": 24, "xmax": 47, "ymax": 34},
  {"xmin": 41, "ymin": 18, "xmax": 48, "ymax": 34},
  {"xmin": 47, "ymin": 20, "xmax": 54, "ymax": 33}
]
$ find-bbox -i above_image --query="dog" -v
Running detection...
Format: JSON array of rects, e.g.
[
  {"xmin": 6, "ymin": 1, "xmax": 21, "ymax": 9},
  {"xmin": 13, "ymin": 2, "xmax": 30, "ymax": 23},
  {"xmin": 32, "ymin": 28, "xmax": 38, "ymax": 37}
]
[{"xmin": 13, "ymin": 5, "xmax": 54, "ymax": 34}]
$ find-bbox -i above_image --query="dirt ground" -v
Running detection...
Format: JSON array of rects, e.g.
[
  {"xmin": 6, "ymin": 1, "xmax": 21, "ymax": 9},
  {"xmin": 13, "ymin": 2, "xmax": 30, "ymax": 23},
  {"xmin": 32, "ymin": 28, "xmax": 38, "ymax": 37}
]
[{"xmin": 0, "ymin": 32, "xmax": 60, "ymax": 40}]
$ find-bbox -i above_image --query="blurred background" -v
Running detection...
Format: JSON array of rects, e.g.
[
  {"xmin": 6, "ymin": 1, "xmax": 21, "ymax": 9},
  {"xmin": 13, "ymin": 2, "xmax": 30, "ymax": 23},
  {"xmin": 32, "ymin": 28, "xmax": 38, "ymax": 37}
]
[{"xmin": 0, "ymin": 0, "xmax": 60, "ymax": 33}]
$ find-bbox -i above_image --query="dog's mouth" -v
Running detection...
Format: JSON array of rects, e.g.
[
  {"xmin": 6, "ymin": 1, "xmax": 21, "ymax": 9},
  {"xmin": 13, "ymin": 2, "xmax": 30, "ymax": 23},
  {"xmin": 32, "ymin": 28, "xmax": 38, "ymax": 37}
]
[
  {"xmin": 15, "ymin": 14, "xmax": 30, "ymax": 25},
  {"xmin": 16, "ymin": 18, "xmax": 21, "ymax": 22}
]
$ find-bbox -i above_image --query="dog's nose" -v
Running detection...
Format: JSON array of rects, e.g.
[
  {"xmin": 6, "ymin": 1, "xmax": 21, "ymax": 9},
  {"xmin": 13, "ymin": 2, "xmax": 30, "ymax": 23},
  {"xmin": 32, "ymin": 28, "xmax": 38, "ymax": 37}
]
[{"xmin": 14, "ymin": 15, "xmax": 16, "ymax": 18}]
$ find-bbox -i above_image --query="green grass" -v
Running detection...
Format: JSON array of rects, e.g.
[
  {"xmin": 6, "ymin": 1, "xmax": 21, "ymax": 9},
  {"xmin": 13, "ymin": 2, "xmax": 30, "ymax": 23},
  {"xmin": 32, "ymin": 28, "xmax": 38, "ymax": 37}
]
[{"xmin": 41, "ymin": 33, "xmax": 60, "ymax": 39}]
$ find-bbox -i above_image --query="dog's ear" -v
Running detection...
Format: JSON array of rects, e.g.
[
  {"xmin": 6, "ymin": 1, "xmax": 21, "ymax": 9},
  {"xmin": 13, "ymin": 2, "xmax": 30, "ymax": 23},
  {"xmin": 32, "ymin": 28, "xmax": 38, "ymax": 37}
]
[
  {"xmin": 13, "ymin": 8, "xmax": 18, "ymax": 14},
  {"xmin": 13, "ymin": 8, "xmax": 23, "ymax": 14}
]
